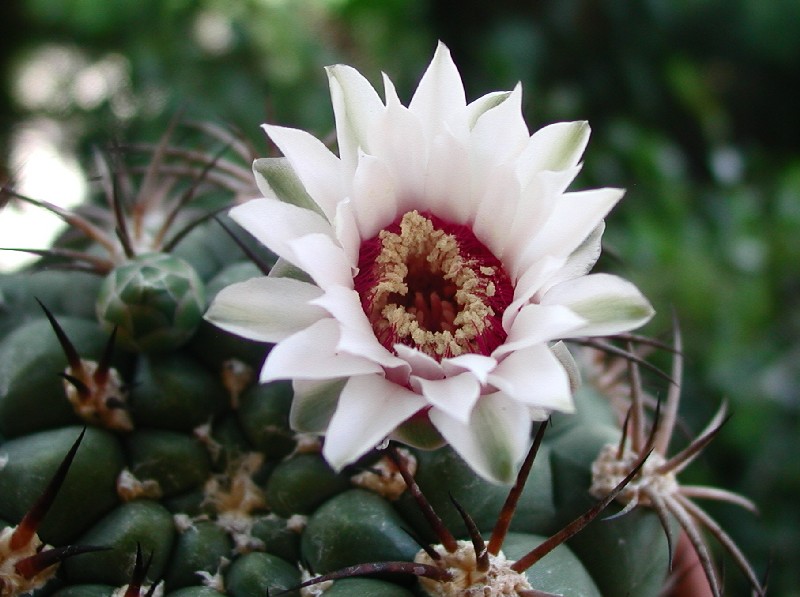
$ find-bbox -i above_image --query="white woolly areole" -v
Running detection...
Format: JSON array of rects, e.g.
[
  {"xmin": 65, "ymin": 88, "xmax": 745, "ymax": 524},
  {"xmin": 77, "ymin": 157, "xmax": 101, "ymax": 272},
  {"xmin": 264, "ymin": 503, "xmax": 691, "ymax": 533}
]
[
  {"xmin": 112, "ymin": 582, "xmax": 164, "ymax": 597},
  {"xmin": 414, "ymin": 540, "xmax": 532, "ymax": 597},
  {"xmin": 300, "ymin": 564, "xmax": 333, "ymax": 597},
  {"xmin": 590, "ymin": 443, "xmax": 678, "ymax": 504},
  {"xmin": 350, "ymin": 448, "xmax": 417, "ymax": 500},
  {"xmin": 0, "ymin": 526, "xmax": 56, "ymax": 597}
]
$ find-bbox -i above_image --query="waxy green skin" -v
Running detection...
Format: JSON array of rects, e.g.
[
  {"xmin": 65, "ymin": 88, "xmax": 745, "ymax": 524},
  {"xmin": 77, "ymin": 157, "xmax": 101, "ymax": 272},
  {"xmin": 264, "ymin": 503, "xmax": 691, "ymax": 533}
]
[
  {"xmin": 0, "ymin": 243, "xmax": 671, "ymax": 597},
  {"xmin": 96, "ymin": 253, "xmax": 206, "ymax": 353}
]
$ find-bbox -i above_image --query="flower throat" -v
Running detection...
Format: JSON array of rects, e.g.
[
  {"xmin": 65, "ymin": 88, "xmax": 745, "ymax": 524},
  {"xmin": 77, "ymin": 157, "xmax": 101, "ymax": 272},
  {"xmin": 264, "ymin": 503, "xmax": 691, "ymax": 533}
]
[{"xmin": 355, "ymin": 211, "xmax": 513, "ymax": 360}]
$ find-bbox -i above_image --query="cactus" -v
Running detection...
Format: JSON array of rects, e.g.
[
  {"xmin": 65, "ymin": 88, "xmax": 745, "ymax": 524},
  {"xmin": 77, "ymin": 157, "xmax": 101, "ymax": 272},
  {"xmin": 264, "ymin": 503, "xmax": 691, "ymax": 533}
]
[{"xmin": 0, "ymin": 48, "xmax": 764, "ymax": 597}]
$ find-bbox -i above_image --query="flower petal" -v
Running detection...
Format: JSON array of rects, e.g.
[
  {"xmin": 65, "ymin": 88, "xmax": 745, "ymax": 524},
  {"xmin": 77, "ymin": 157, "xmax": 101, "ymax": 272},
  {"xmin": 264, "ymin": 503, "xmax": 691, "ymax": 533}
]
[
  {"xmin": 470, "ymin": 84, "xmax": 529, "ymax": 167},
  {"xmin": 471, "ymin": 161, "xmax": 522, "ymax": 255},
  {"xmin": 502, "ymin": 255, "xmax": 566, "ymax": 331},
  {"xmin": 326, "ymin": 63, "xmax": 385, "ymax": 173},
  {"xmin": 466, "ymin": 91, "xmax": 512, "ymax": 129},
  {"xmin": 290, "ymin": 378, "xmax": 347, "ymax": 434},
  {"xmin": 372, "ymin": 74, "xmax": 428, "ymax": 209},
  {"xmin": 262, "ymin": 124, "xmax": 344, "ymax": 220},
  {"xmin": 503, "ymin": 167, "xmax": 584, "ymax": 276},
  {"xmin": 288, "ymin": 233, "xmax": 354, "ymax": 290},
  {"xmin": 494, "ymin": 303, "xmax": 587, "ymax": 358},
  {"xmin": 516, "ymin": 120, "xmax": 591, "ymax": 187},
  {"xmin": 423, "ymin": 130, "xmax": 473, "ymax": 225},
  {"xmin": 410, "ymin": 372, "xmax": 481, "ymax": 424},
  {"xmin": 267, "ymin": 257, "xmax": 314, "ymax": 284},
  {"xmin": 543, "ymin": 222, "xmax": 605, "ymax": 291},
  {"xmin": 392, "ymin": 415, "xmax": 445, "ymax": 450},
  {"xmin": 517, "ymin": 187, "xmax": 624, "ymax": 269},
  {"xmin": 260, "ymin": 318, "xmax": 383, "ymax": 382},
  {"xmin": 441, "ymin": 354, "xmax": 498, "ymax": 385},
  {"xmin": 394, "ymin": 344, "xmax": 444, "ymax": 381},
  {"xmin": 429, "ymin": 392, "xmax": 531, "ymax": 484},
  {"xmin": 541, "ymin": 273, "xmax": 655, "ymax": 336},
  {"xmin": 487, "ymin": 344, "xmax": 574, "ymax": 413},
  {"xmin": 409, "ymin": 42, "xmax": 467, "ymax": 140},
  {"xmin": 252, "ymin": 157, "xmax": 324, "ymax": 217},
  {"xmin": 311, "ymin": 287, "xmax": 410, "ymax": 372},
  {"xmin": 323, "ymin": 374, "xmax": 427, "ymax": 470},
  {"xmin": 204, "ymin": 276, "xmax": 325, "ymax": 343},
  {"xmin": 229, "ymin": 198, "xmax": 333, "ymax": 268},
  {"xmin": 550, "ymin": 340, "xmax": 581, "ymax": 393},
  {"xmin": 351, "ymin": 153, "xmax": 399, "ymax": 239}
]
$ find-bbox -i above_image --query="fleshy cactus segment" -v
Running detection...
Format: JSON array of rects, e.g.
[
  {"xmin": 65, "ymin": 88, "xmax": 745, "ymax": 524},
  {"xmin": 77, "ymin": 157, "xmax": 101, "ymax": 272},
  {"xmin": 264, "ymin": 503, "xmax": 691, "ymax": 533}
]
[{"xmin": 355, "ymin": 210, "xmax": 513, "ymax": 360}]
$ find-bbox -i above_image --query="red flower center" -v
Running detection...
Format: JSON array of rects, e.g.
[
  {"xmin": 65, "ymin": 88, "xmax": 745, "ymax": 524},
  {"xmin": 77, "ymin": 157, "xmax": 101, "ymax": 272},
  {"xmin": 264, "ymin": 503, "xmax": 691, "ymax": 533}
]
[{"xmin": 355, "ymin": 211, "xmax": 513, "ymax": 360}]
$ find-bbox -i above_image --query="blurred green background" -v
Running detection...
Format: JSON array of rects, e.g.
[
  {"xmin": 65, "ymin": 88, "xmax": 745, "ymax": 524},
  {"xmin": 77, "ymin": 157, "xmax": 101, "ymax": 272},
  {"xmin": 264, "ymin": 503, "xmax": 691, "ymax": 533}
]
[{"xmin": 1, "ymin": 0, "xmax": 798, "ymax": 593}]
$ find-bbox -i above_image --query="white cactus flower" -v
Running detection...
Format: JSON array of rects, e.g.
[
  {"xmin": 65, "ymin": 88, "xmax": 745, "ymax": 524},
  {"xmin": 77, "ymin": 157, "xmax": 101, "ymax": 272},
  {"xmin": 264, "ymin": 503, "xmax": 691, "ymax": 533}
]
[{"xmin": 205, "ymin": 42, "xmax": 654, "ymax": 483}]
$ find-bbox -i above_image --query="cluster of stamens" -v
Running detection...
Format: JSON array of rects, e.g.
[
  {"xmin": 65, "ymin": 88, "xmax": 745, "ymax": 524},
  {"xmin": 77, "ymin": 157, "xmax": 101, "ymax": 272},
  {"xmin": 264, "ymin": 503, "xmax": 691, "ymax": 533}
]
[{"xmin": 355, "ymin": 211, "xmax": 513, "ymax": 360}]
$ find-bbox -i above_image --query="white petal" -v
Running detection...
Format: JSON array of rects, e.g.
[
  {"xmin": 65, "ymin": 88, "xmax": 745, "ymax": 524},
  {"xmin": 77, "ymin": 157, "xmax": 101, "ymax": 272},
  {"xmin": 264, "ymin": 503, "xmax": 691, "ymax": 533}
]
[
  {"xmin": 423, "ymin": 130, "xmax": 473, "ymax": 225},
  {"xmin": 393, "ymin": 344, "xmax": 444, "ymax": 381},
  {"xmin": 503, "ymin": 167, "xmax": 584, "ymax": 278},
  {"xmin": 267, "ymin": 257, "xmax": 314, "ymax": 284},
  {"xmin": 487, "ymin": 344, "xmax": 574, "ymax": 413},
  {"xmin": 540, "ymin": 273, "xmax": 655, "ymax": 336},
  {"xmin": 550, "ymin": 340, "xmax": 582, "ymax": 393},
  {"xmin": 515, "ymin": 187, "xmax": 624, "ymax": 273},
  {"xmin": 311, "ymin": 287, "xmax": 410, "ymax": 372},
  {"xmin": 516, "ymin": 121, "xmax": 591, "ymax": 188},
  {"xmin": 333, "ymin": 199, "xmax": 362, "ymax": 268},
  {"xmin": 260, "ymin": 318, "xmax": 382, "ymax": 382},
  {"xmin": 494, "ymin": 303, "xmax": 587, "ymax": 358},
  {"xmin": 429, "ymin": 392, "xmax": 531, "ymax": 484},
  {"xmin": 229, "ymin": 198, "xmax": 333, "ymax": 267},
  {"xmin": 288, "ymin": 233, "xmax": 354, "ymax": 290},
  {"xmin": 536, "ymin": 222, "xmax": 605, "ymax": 297},
  {"xmin": 408, "ymin": 42, "xmax": 467, "ymax": 140},
  {"xmin": 373, "ymin": 74, "xmax": 428, "ymax": 207},
  {"xmin": 471, "ymin": 162, "xmax": 522, "ymax": 256},
  {"xmin": 290, "ymin": 378, "xmax": 346, "ymax": 433},
  {"xmin": 204, "ymin": 276, "xmax": 325, "ymax": 343},
  {"xmin": 252, "ymin": 157, "xmax": 324, "ymax": 217},
  {"xmin": 410, "ymin": 372, "xmax": 481, "ymax": 424},
  {"xmin": 502, "ymin": 255, "xmax": 566, "ymax": 331},
  {"xmin": 441, "ymin": 354, "xmax": 498, "ymax": 385},
  {"xmin": 466, "ymin": 91, "xmax": 512, "ymax": 129},
  {"xmin": 326, "ymin": 63, "xmax": 385, "ymax": 173},
  {"xmin": 351, "ymin": 153, "xmax": 399, "ymax": 239},
  {"xmin": 470, "ymin": 84, "xmax": 529, "ymax": 166},
  {"xmin": 262, "ymin": 124, "xmax": 343, "ymax": 220},
  {"xmin": 323, "ymin": 374, "xmax": 427, "ymax": 470}
]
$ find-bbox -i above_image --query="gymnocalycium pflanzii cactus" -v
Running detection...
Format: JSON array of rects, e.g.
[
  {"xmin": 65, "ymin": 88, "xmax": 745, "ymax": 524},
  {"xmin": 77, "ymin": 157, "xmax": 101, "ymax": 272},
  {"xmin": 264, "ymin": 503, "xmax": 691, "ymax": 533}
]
[{"xmin": 0, "ymin": 43, "xmax": 764, "ymax": 596}]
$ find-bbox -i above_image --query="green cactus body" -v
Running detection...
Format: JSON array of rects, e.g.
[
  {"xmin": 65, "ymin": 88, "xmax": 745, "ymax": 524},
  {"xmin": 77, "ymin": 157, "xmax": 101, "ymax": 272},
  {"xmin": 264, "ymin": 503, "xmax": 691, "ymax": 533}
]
[
  {"xmin": 0, "ymin": 318, "xmax": 131, "ymax": 437},
  {"xmin": 0, "ymin": 248, "xmax": 689, "ymax": 596}
]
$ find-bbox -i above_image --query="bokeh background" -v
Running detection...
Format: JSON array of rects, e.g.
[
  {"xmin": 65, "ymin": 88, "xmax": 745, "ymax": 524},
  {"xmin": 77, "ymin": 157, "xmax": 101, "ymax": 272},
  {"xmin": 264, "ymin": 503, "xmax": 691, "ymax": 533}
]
[{"xmin": 1, "ymin": 0, "xmax": 798, "ymax": 594}]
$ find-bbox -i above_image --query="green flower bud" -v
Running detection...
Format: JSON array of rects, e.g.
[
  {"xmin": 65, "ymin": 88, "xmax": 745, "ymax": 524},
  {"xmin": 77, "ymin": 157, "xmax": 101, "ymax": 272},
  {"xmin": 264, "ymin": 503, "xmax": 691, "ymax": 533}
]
[{"xmin": 96, "ymin": 253, "xmax": 206, "ymax": 352}]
